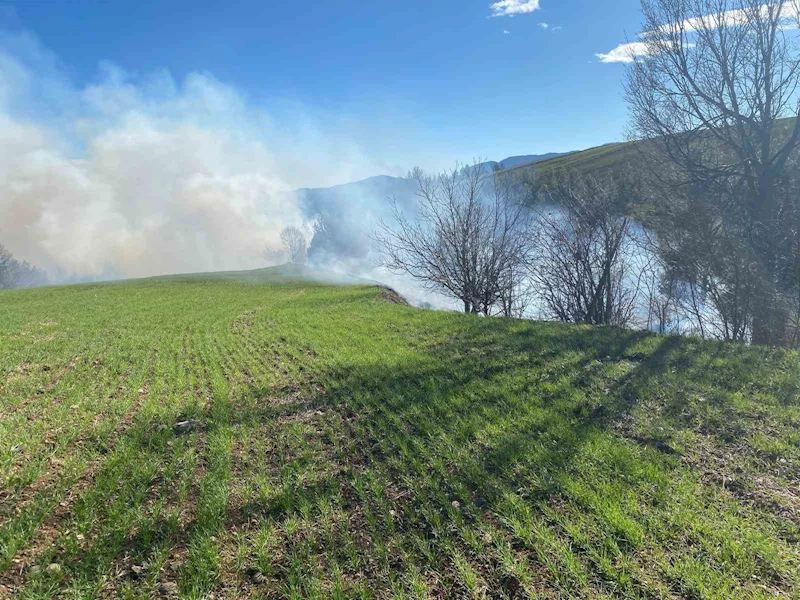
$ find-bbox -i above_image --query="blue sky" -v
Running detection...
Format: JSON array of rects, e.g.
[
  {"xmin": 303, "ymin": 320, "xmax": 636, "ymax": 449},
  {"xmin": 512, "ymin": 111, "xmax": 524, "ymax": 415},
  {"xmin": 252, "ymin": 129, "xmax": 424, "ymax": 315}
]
[
  {"xmin": 3, "ymin": 0, "xmax": 644, "ymax": 167},
  {"xmin": 1, "ymin": 1, "xmax": 798, "ymax": 282}
]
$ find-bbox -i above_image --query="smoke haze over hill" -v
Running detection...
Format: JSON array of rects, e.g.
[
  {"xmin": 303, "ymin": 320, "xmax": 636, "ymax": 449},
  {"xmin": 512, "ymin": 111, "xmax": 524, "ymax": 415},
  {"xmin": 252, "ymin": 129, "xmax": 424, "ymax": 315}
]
[
  {"xmin": 0, "ymin": 29, "xmax": 416, "ymax": 283},
  {"xmin": 0, "ymin": 27, "xmax": 560, "ymax": 307}
]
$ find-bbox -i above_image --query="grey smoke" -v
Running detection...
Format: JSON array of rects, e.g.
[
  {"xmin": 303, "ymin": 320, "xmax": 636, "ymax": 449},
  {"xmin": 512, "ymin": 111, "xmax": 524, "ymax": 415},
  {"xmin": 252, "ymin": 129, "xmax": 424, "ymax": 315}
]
[
  {"xmin": 0, "ymin": 29, "xmax": 408, "ymax": 284},
  {"xmin": 293, "ymin": 155, "xmax": 566, "ymax": 308},
  {"xmin": 0, "ymin": 27, "xmax": 552, "ymax": 309}
]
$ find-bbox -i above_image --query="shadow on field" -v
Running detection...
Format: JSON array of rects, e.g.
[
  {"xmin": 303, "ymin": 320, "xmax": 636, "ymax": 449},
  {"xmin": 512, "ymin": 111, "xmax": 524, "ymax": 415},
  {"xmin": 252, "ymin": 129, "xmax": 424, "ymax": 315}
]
[
  {"xmin": 300, "ymin": 312, "xmax": 792, "ymax": 517},
  {"xmin": 306, "ymin": 321, "xmax": 689, "ymax": 508},
  {"xmin": 26, "ymin": 304, "xmax": 793, "ymax": 597},
  {"xmin": 11, "ymin": 288, "xmax": 799, "ymax": 598}
]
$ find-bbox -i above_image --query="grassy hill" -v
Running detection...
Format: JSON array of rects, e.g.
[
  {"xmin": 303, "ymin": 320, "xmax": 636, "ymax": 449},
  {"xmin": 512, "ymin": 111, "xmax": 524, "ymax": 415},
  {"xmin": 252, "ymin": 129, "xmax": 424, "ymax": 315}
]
[
  {"xmin": 501, "ymin": 140, "xmax": 644, "ymax": 184},
  {"xmin": 1, "ymin": 268, "xmax": 799, "ymax": 598},
  {"xmin": 513, "ymin": 116, "xmax": 799, "ymax": 181},
  {"xmin": 520, "ymin": 142, "xmax": 638, "ymax": 177}
]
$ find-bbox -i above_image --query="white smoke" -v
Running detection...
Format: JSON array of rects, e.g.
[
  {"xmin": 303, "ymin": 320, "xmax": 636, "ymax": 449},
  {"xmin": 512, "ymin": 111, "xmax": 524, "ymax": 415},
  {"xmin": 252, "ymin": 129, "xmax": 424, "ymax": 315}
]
[{"xmin": 0, "ymin": 29, "xmax": 402, "ymax": 281}]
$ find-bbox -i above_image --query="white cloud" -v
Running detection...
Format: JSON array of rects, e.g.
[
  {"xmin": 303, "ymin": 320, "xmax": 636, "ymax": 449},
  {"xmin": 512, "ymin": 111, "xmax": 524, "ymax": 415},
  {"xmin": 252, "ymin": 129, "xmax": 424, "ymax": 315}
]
[
  {"xmin": 537, "ymin": 21, "xmax": 563, "ymax": 31},
  {"xmin": 596, "ymin": 41, "xmax": 650, "ymax": 63},
  {"xmin": 503, "ymin": 29, "xmax": 511, "ymax": 34},
  {"xmin": 652, "ymin": 2, "xmax": 800, "ymax": 34},
  {"xmin": 489, "ymin": 0, "xmax": 540, "ymax": 17},
  {"xmin": 598, "ymin": 3, "xmax": 800, "ymax": 64}
]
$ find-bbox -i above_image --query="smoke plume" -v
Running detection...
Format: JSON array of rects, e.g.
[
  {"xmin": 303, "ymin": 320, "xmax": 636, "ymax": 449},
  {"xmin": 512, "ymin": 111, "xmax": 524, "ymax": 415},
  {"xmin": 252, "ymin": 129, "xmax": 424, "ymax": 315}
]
[{"xmin": 0, "ymin": 29, "xmax": 404, "ymax": 282}]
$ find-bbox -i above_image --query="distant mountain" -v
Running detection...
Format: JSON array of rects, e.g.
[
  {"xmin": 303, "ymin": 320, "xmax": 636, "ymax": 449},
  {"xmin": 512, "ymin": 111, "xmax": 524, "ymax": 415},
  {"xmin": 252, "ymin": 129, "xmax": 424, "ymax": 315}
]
[
  {"xmin": 469, "ymin": 153, "xmax": 571, "ymax": 174},
  {"xmin": 497, "ymin": 152, "xmax": 568, "ymax": 168},
  {"xmin": 293, "ymin": 151, "xmax": 570, "ymax": 208},
  {"xmin": 293, "ymin": 118, "xmax": 800, "ymax": 266},
  {"xmin": 293, "ymin": 175, "xmax": 416, "ymax": 263},
  {"xmin": 291, "ymin": 151, "xmax": 575, "ymax": 264},
  {"xmin": 295, "ymin": 174, "xmax": 412, "ymax": 203}
]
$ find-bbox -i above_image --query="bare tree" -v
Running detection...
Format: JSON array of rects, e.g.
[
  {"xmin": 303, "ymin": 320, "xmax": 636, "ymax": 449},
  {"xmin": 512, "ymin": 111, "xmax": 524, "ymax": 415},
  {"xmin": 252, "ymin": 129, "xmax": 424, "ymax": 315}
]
[
  {"xmin": 636, "ymin": 181, "xmax": 757, "ymax": 340},
  {"xmin": 375, "ymin": 161, "xmax": 532, "ymax": 315},
  {"xmin": 497, "ymin": 263, "xmax": 535, "ymax": 318},
  {"xmin": 279, "ymin": 226, "xmax": 308, "ymax": 265},
  {"xmin": 635, "ymin": 229, "xmax": 680, "ymax": 334},
  {"xmin": 0, "ymin": 244, "xmax": 46, "ymax": 289},
  {"xmin": 263, "ymin": 246, "xmax": 283, "ymax": 266},
  {"xmin": 530, "ymin": 171, "xmax": 642, "ymax": 327},
  {"xmin": 0, "ymin": 244, "xmax": 14, "ymax": 289},
  {"xmin": 625, "ymin": 0, "xmax": 800, "ymax": 344}
]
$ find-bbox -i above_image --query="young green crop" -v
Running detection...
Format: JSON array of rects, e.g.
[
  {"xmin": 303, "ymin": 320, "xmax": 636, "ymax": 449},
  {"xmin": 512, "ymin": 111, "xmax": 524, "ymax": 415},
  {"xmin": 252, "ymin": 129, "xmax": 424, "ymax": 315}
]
[{"xmin": 0, "ymin": 267, "xmax": 798, "ymax": 598}]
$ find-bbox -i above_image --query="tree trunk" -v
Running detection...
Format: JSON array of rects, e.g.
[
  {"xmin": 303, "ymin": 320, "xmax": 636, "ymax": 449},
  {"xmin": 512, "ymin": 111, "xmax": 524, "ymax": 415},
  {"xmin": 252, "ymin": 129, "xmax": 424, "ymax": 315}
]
[{"xmin": 751, "ymin": 169, "xmax": 784, "ymax": 346}]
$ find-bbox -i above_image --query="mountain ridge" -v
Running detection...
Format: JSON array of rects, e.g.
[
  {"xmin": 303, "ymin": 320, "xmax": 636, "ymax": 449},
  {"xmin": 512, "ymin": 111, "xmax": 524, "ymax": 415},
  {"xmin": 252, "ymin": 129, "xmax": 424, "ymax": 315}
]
[{"xmin": 293, "ymin": 152, "xmax": 573, "ymax": 195}]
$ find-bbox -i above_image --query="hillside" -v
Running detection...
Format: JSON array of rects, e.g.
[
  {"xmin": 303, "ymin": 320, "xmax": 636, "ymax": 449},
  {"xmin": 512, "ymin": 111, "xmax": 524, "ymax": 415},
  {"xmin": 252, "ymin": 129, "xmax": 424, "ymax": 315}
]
[
  {"xmin": 498, "ymin": 153, "xmax": 567, "ymax": 169},
  {"xmin": 512, "ymin": 116, "xmax": 799, "ymax": 181},
  {"xmin": 499, "ymin": 141, "xmax": 639, "ymax": 182},
  {"xmin": 522, "ymin": 142, "xmax": 636, "ymax": 176},
  {"xmin": 1, "ymin": 269, "xmax": 799, "ymax": 598},
  {"xmin": 293, "ymin": 153, "xmax": 571, "ymax": 264}
]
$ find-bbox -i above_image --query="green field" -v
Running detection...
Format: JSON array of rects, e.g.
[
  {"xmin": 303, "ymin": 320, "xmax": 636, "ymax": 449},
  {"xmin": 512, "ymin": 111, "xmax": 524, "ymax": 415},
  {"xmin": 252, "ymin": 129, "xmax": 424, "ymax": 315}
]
[{"xmin": 1, "ymin": 268, "xmax": 799, "ymax": 599}]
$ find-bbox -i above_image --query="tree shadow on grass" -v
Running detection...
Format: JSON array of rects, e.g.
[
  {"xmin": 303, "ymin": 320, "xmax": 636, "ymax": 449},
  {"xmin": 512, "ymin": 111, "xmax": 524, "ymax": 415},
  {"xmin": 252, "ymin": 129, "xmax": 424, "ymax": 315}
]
[
  {"xmin": 267, "ymin": 321, "xmax": 800, "ymax": 595},
  {"xmin": 312, "ymin": 322, "xmax": 680, "ymax": 496},
  {"xmin": 26, "ymin": 313, "xmax": 795, "ymax": 597}
]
